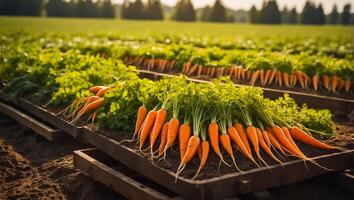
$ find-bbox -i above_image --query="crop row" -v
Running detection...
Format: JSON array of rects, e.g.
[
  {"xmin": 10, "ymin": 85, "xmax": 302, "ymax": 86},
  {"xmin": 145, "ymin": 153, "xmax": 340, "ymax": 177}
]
[{"xmin": 0, "ymin": 44, "xmax": 341, "ymax": 179}]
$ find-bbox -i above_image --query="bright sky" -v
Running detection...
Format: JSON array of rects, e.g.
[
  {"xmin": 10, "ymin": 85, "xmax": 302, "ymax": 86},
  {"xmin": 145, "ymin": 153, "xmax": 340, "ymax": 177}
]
[{"xmin": 112, "ymin": 0, "xmax": 353, "ymax": 14}]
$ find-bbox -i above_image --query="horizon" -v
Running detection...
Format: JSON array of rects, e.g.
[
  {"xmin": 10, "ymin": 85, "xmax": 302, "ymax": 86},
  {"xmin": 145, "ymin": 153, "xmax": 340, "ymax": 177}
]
[{"xmin": 112, "ymin": 0, "xmax": 354, "ymax": 14}]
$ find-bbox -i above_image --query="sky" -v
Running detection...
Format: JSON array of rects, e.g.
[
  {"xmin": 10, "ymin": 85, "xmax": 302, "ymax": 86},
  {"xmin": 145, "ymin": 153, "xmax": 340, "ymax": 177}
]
[{"xmin": 112, "ymin": 0, "xmax": 354, "ymax": 14}]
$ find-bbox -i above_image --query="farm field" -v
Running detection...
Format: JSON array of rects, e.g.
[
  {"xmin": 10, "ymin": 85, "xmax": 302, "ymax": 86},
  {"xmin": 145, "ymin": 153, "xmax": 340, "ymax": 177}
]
[{"xmin": 0, "ymin": 16, "xmax": 353, "ymax": 199}]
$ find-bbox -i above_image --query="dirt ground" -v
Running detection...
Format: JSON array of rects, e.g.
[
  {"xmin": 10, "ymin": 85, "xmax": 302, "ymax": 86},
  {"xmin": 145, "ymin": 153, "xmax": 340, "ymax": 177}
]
[{"xmin": 0, "ymin": 118, "xmax": 353, "ymax": 200}]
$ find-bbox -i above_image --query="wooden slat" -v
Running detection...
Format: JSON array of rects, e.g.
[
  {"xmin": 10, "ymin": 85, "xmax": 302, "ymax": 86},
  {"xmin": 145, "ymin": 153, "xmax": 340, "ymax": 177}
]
[
  {"xmin": 0, "ymin": 102, "xmax": 63, "ymax": 141},
  {"xmin": 73, "ymin": 148, "xmax": 174, "ymax": 200}
]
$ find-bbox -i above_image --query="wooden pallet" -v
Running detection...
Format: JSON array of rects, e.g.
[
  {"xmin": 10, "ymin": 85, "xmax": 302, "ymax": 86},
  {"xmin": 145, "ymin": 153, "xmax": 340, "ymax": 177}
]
[{"xmin": 0, "ymin": 101, "xmax": 64, "ymax": 141}]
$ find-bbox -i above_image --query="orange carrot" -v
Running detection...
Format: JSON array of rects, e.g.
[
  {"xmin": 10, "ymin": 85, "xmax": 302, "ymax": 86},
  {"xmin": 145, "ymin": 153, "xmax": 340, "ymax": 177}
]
[
  {"xmin": 312, "ymin": 73, "xmax": 320, "ymax": 91},
  {"xmin": 337, "ymin": 79, "xmax": 345, "ymax": 92},
  {"xmin": 277, "ymin": 71, "xmax": 283, "ymax": 86},
  {"xmin": 161, "ymin": 117, "xmax": 180, "ymax": 157},
  {"xmin": 260, "ymin": 70, "xmax": 265, "ymax": 85},
  {"xmin": 72, "ymin": 98, "xmax": 103, "ymax": 123},
  {"xmin": 139, "ymin": 109, "xmax": 157, "ymax": 150},
  {"xmin": 272, "ymin": 125, "xmax": 302, "ymax": 157},
  {"xmin": 267, "ymin": 129, "xmax": 286, "ymax": 155},
  {"xmin": 96, "ymin": 87, "xmax": 112, "ymax": 97},
  {"xmin": 133, "ymin": 105, "xmax": 147, "ymax": 140},
  {"xmin": 158, "ymin": 122, "xmax": 169, "ymax": 156},
  {"xmin": 331, "ymin": 76, "xmax": 339, "ymax": 92},
  {"xmin": 246, "ymin": 70, "xmax": 252, "ymax": 80},
  {"xmin": 267, "ymin": 69, "xmax": 277, "ymax": 85},
  {"xmin": 188, "ymin": 64, "xmax": 199, "ymax": 76},
  {"xmin": 262, "ymin": 130, "xmax": 271, "ymax": 148},
  {"xmin": 303, "ymin": 73, "xmax": 310, "ymax": 89},
  {"xmin": 220, "ymin": 133, "xmax": 242, "ymax": 171},
  {"xmin": 89, "ymin": 86, "xmax": 107, "ymax": 94},
  {"xmin": 228, "ymin": 127, "xmax": 258, "ymax": 166},
  {"xmin": 208, "ymin": 122, "xmax": 228, "ymax": 165},
  {"xmin": 175, "ymin": 135, "xmax": 200, "ymax": 181},
  {"xmin": 322, "ymin": 75, "xmax": 331, "ymax": 91},
  {"xmin": 150, "ymin": 108, "xmax": 168, "ymax": 159},
  {"xmin": 193, "ymin": 129, "xmax": 210, "ymax": 180},
  {"xmin": 256, "ymin": 128, "xmax": 282, "ymax": 165},
  {"xmin": 178, "ymin": 123, "xmax": 191, "ymax": 161},
  {"xmin": 290, "ymin": 127, "xmax": 337, "ymax": 150},
  {"xmin": 344, "ymin": 80, "xmax": 351, "ymax": 93},
  {"xmin": 283, "ymin": 72, "xmax": 290, "ymax": 87},
  {"xmin": 250, "ymin": 70, "xmax": 260, "ymax": 86},
  {"xmin": 281, "ymin": 127, "xmax": 303, "ymax": 154},
  {"xmin": 234, "ymin": 123, "xmax": 251, "ymax": 155},
  {"xmin": 264, "ymin": 69, "xmax": 272, "ymax": 85},
  {"xmin": 295, "ymin": 71, "xmax": 305, "ymax": 88}
]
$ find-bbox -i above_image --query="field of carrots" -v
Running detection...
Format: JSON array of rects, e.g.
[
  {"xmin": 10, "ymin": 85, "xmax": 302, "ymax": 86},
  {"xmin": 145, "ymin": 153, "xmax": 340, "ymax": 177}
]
[{"xmin": 0, "ymin": 18, "xmax": 353, "ymax": 199}]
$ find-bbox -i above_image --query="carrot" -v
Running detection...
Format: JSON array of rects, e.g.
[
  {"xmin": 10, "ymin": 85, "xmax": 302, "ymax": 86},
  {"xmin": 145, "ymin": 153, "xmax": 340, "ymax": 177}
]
[
  {"xmin": 322, "ymin": 75, "xmax": 331, "ymax": 91},
  {"xmin": 175, "ymin": 135, "xmax": 200, "ymax": 181},
  {"xmin": 331, "ymin": 76, "xmax": 339, "ymax": 92},
  {"xmin": 178, "ymin": 123, "xmax": 191, "ymax": 161},
  {"xmin": 303, "ymin": 73, "xmax": 310, "ymax": 89},
  {"xmin": 260, "ymin": 70, "xmax": 265, "ymax": 85},
  {"xmin": 132, "ymin": 105, "xmax": 148, "ymax": 141},
  {"xmin": 344, "ymin": 80, "xmax": 352, "ymax": 93},
  {"xmin": 220, "ymin": 133, "xmax": 242, "ymax": 171},
  {"xmin": 277, "ymin": 71, "xmax": 283, "ymax": 86},
  {"xmin": 295, "ymin": 71, "xmax": 305, "ymax": 88},
  {"xmin": 240, "ymin": 68, "xmax": 246, "ymax": 79},
  {"xmin": 281, "ymin": 127, "xmax": 303, "ymax": 154},
  {"xmin": 89, "ymin": 86, "xmax": 107, "ymax": 94},
  {"xmin": 264, "ymin": 69, "xmax": 272, "ymax": 85},
  {"xmin": 139, "ymin": 109, "xmax": 157, "ymax": 151},
  {"xmin": 247, "ymin": 126, "xmax": 267, "ymax": 166},
  {"xmin": 272, "ymin": 125, "xmax": 302, "ymax": 157},
  {"xmin": 228, "ymin": 127, "xmax": 258, "ymax": 166},
  {"xmin": 267, "ymin": 69, "xmax": 277, "ymax": 85},
  {"xmin": 234, "ymin": 67, "xmax": 240, "ymax": 79},
  {"xmin": 96, "ymin": 87, "xmax": 112, "ymax": 97},
  {"xmin": 158, "ymin": 122, "xmax": 169, "ymax": 156},
  {"xmin": 262, "ymin": 130, "xmax": 271, "ymax": 148},
  {"xmin": 267, "ymin": 129, "xmax": 286, "ymax": 155},
  {"xmin": 246, "ymin": 70, "xmax": 252, "ymax": 80},
  {"xmin": 72, "ymin": 98, "xmax": 103, "ymax": 123},
  {"xmin": 197, "ymin": 65, "xmax": 203, "ymax": 76},
  {"xmin": 256, "ymin": 128, "xmax": 282, "ymax": 165},
  {"xmin": 150, "ymin": 108, "xmax": 168, "ymax": 159},
  {"xmin": 290, "ymin": 127, "xmax": 337, "ymax": 150},
  {"xmin": 312, "ymin": 73, "xmax": 320, "ymax": 91},
  {"xmin": 210, "ymin": 67, "xmax": 216, "ymax": 77},
  {"xmin": 250, "ymin": 70, "xmax": 260, "ymax": 86},
  {"xmin": 208, "ymin": 122, "xmax": 229, "ymax": 165},
  {"xmin": 162, "ymin": 117, "xmax": 180, "ymax": 157},
  {"xmin": 337, "ymin": 79, "xmax": 345, "ymax": 92},
  {"xmin": 234, "ymin": 123, "xmax": 251, "ymax": 155},
  {"xmin": 283, "ymin": 72, "xmax": 290, "ymax": 87},
  {"xmin": 188, "ymin": 64, "xmax": 199, "ymax": 76},
  {"xmin": 192, "ymin": 128, "xmax": 210, "ymax": 179},
  {"xmin": 290, "ymin": 74, "xmax": 297, "ymax": 87}
]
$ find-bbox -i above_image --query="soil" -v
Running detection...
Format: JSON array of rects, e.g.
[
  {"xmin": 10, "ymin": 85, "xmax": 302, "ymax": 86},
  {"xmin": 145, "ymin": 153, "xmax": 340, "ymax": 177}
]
[{"xmin": 0, "ymin": 122, "xmax": 122, "ymax": 200}]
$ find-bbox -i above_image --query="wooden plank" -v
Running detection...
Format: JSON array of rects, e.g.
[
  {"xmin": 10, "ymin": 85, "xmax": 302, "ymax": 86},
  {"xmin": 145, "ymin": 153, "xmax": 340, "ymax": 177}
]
[
  {"xmin": 73, "ymin": 148, "xmax": 175, "ymax": 200},
  {"xmin": 0, "ymin": 102, "xmax": 63, "ymax": 141},
  {"xmin": 316, "ymin": 171, "xmax": 354, "ymax": 192},
  {"xmin": 16, "ymin": 98, "xmax": 82, "ymax": 138},
  {"xmin": 81, "ymin": 127, "xmax": 354, "ymax": 200}
]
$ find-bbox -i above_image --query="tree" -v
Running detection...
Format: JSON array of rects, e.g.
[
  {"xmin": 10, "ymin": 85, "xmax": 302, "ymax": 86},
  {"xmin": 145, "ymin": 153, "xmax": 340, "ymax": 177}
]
[
  {"xmin": 281, "ymin": 6, "xmax": 289, "ymax": 23},
  {"xmin": 301, "ymin": 1, "xmax": 316, "ymax": 24},
  {"xmin": 145, "ymin": 0, "xmax": 163, "ymax": 20},
  {"xmin": 249, "ymin": 5, "xmax": 258, "ymax": 24},
  {"xmin": 200, "ymin": 6, "xmax": 210, "ymax": 22},
  {"xmin": 101, "ymin": 0, "xmax": 115, "ymax": 18},
  {"xmin": 46, "ymin": 0, "xmax": 67, "ymax": 17},
  {"xmin": 288, "ymin": 7, "xmax": 297, "ymax": 24},
  {"xmin": 0, "ymin": 0, "xmax": 42, "ymax": 16},
  {"xmin": 209, "ymin": 0, "xmax": 226, "ymax": 22},
  {"xmin": 329, "ymin": 4, "xmax": 338, "ymax": 24},
  {"xmin": 173, "ymin": 0, "xmax": 196, "ymax": 21},
  {"xmin": 315, "ymin": 4, "xmax": 325, "ymax": 24},
  {"xmin": 259, "ymin": 0, "xmax": 281, "ymax": 24},
  {"xmin": 341, "ymin": 4, "xmax": 351, "ymax": 25}
]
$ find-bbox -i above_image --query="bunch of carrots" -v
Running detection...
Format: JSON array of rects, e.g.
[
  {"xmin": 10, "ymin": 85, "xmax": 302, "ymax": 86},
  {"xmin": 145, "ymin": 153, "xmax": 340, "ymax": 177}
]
[
  {"xmin": 127, "ymin": 87, "xmax": 338, "ymax": 181},
  {"xmin": 123, "ymin": 56, "xmax": 352, "ymax": 93},
  {"xmin": 57, "ymin": 85, "xmax": 114, "ymax": 124}
]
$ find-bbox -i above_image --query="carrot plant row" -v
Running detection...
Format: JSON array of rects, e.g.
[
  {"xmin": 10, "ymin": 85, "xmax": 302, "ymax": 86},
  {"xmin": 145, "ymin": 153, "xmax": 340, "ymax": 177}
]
[{"xmin": 65, "ymin": 77, "xmax": 338, "ymax": 180}]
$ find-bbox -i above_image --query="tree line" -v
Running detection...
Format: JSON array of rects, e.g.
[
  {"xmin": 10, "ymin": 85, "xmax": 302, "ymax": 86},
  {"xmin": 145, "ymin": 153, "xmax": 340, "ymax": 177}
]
[
  {"xmin": 249, "ymin": 0, "xmax": 352, "ymax": 25},
  {"xmin": 0, "ymin": 0, "xmax": 115, "ymax": 18},
  {"xmin": 0, "ymin": 0, "xmax": 352, "ymax": 25}
]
